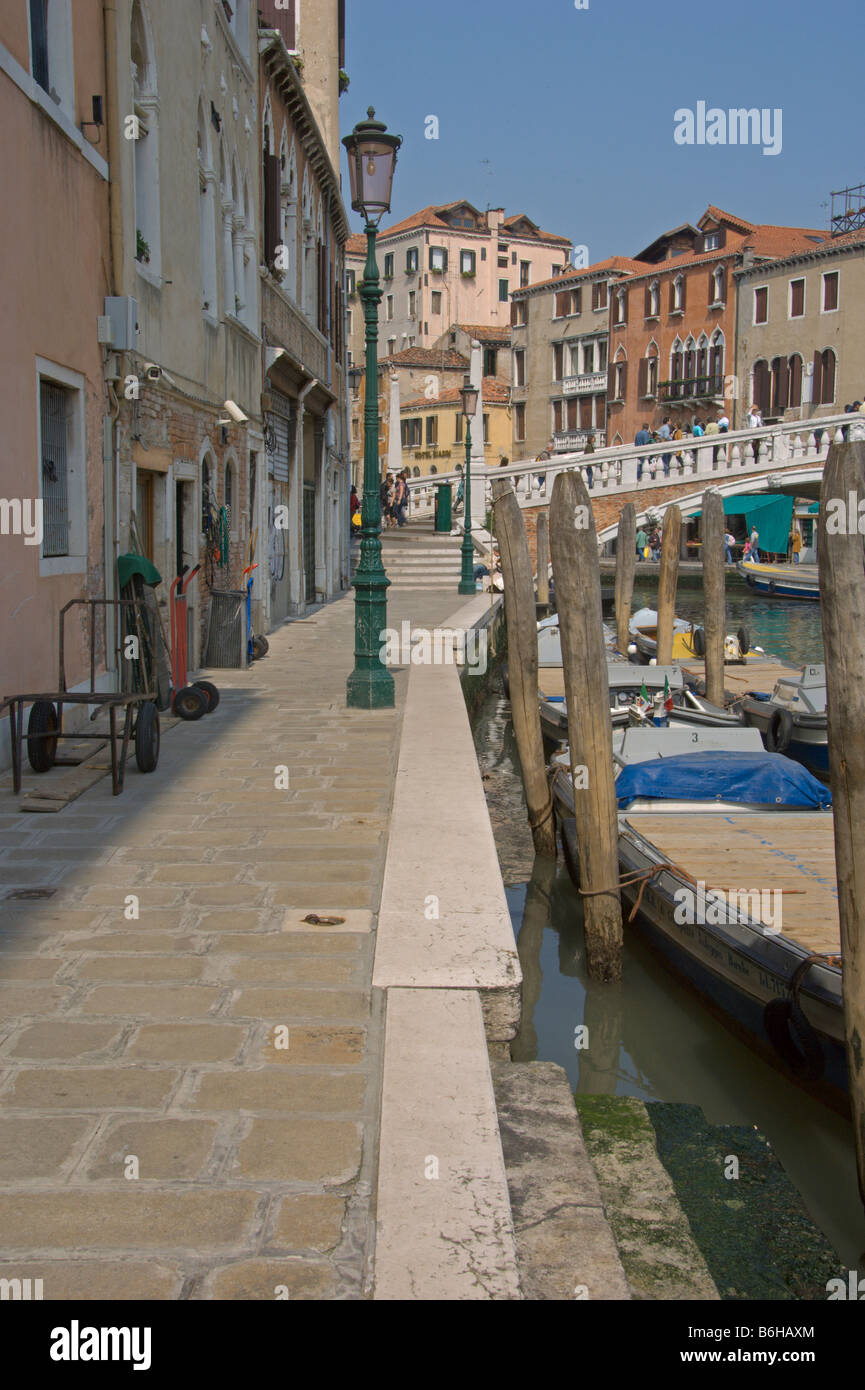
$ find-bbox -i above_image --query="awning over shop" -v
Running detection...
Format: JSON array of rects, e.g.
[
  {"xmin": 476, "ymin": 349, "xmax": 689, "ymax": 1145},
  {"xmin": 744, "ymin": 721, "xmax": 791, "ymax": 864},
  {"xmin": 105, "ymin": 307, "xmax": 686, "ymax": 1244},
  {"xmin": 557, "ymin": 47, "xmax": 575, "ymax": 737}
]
[{"xmin": 690, "ymin": 494, "xmax": 795, "ymax": 553}]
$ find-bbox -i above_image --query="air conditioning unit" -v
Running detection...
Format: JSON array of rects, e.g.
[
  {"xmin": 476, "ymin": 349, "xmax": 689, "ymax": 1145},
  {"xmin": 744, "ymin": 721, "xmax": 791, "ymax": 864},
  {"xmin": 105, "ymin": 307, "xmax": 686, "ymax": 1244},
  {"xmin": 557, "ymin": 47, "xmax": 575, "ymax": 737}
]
[{"xmin": 103, "ymin": 296, "xmax": 139, "ymax": 351}]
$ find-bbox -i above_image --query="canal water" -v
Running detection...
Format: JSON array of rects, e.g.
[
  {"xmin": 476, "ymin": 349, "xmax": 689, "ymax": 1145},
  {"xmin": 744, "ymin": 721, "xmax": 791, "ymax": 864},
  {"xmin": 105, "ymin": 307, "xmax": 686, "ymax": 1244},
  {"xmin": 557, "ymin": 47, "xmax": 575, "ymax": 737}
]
[{"xmin": 474, "ymin": 576, "xmax": 865, "ymax": 1270}]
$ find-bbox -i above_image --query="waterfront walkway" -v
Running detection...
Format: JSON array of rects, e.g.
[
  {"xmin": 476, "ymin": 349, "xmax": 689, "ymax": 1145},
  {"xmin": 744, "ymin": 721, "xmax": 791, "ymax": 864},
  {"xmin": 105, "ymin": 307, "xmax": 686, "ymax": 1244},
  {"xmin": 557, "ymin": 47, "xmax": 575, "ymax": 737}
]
[{"xmin": 0, "ymin": 584, "xmax": 458, "ymax": 1299}]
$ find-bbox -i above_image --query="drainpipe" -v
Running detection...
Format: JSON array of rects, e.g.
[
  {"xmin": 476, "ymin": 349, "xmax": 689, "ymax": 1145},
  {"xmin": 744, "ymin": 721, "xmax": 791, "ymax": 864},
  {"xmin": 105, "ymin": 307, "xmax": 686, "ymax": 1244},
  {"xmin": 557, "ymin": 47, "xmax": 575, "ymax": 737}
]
[
  {"xmin": 103, "ymin": 1, "xmax": 123, "ymax": 297},
  {"xmin": 103, "ymin": 1, "xmax": 123, "ymax": 674}
]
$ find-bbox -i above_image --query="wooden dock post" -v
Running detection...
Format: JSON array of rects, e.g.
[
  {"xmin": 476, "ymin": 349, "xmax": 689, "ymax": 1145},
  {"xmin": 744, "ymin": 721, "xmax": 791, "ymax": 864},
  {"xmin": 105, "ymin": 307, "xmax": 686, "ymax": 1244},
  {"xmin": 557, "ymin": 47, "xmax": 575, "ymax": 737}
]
[
  {"xmin": 614, "ymin": 502, "xmax": 636, "ymax": 656},
  {"xmin": 536, "ymin": 511, "xmax": 550, "ymax": 608},
  {"xmin": 818, "ymin": 438, "xmax": 865, "ymax": 1207},
  {"xmin": 491, "ymin": 479, "xmax": 557, "ymax": 859},
  {"xmin": 702, "ymin": 490, "xmax": 726, "ymax": 708},
  {"xmin": 549, "ymin": 470, "xmax": 623, "ymax": 982},
  {"xmin": 655, "ymin": 504, "xmax": 682, "ymax": 667}
]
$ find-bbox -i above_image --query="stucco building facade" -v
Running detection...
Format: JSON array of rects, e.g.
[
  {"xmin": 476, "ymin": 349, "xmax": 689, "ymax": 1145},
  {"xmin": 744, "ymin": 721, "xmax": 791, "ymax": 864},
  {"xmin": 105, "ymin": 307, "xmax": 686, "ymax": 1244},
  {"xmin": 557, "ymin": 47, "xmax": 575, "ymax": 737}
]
[
  {"xmin": 734, "ymin": 230, "xmax": 865, "ymax": 424},
  {"xmin": 0, "ymin": 0, "xmax": 112, "ymax": 770}
]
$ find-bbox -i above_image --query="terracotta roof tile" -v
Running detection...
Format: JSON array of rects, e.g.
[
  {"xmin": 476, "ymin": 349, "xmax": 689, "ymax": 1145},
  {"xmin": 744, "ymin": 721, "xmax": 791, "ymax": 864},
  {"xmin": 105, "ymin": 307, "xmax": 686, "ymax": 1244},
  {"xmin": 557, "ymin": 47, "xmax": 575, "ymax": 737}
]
[
  {"xmin": 380, "ymin": 347, "xmax": 470, "ymax": 370},
  {"xmin": 346, "ymin": 233, "xmax": 367, "ymax": 255},
  {"xmin": 702, "ymin": 205, "xmax": 756, "ymax": 233},
  {"xmin": 456, "ymin": 324, "xmax": 511, "ymax": 344},
  {"xmin": 348, "ymin": 201, "xmax": 570, "ymax": 245},
  {"xmin": 401, "ymin": 376, "xmax": 510, "ymax": 409},
  {"xmin": 518, "ymin": 256, "xmax": 652, "ymax": 293}
]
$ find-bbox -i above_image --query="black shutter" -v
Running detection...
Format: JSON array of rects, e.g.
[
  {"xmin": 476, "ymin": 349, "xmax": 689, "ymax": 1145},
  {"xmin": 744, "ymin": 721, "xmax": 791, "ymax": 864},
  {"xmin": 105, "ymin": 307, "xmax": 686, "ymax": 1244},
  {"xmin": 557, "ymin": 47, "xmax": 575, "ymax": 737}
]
[
  {"xmin": 260, "ymin": 0, "xmax": 296, "ymax": 50},
  {"xmin": 30, "ymin": 0, "xmax": 49, "ymax": 91},
  {"xmin": 637, "ymin": 357, "xmax": 648, "ymax": 397}
]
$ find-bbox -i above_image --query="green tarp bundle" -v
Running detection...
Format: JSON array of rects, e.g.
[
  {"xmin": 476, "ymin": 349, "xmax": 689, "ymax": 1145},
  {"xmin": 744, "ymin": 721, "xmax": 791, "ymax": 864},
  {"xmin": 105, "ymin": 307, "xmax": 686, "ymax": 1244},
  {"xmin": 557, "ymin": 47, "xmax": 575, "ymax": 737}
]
[{"xmin": 692, "ymin": 494, "xmax": 795, "ymax": 554}]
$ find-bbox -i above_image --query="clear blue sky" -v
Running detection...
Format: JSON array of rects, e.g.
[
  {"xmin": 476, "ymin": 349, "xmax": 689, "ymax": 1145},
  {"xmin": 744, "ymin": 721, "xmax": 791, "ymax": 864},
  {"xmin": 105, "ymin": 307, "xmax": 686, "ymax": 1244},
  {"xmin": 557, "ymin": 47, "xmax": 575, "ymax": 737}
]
[{"xmin": 342, "ymin": 0, "xmax": 864, "ymax": 258}]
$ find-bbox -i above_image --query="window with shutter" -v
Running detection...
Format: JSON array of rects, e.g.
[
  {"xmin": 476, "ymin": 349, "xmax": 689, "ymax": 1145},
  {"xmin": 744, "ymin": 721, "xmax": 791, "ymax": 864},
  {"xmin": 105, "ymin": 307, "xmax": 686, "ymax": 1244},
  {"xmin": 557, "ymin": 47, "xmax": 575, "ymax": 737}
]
[
  {"xmin": 264, "ymin": 153, "xmax": 281, "ymax": 268},
  {"xmin": 823, "ymin": 271, "xmax": 839, "ymax": 311},
  {"xmin": 754, "ymin": 287, "xmax": 768, "ymax": 324},
  {"xmin": 261, "ymin": 0, "xmax": 296, "ymax": 49},
  {"xmin": 638, "ymin": 358, "xmax": 649, "ymax": 397},
  {"xmin": 40, "ymin": 381, "xmax": 69, "ymax": 557},
  {"xmin": 788, "ymin": 355, "xmax": 803, "ymax": 407},
  {"xmin": 644, "ymin": 285, "xmax": 652, "ymax": 318},
  {"xmin": 790, "ymin": 279, "xmax": 805, "ymax": 317},
  {"xmin": 812, "ymin": 350, "xmax": 823, "ymax": 406},
  {"xmin": 553, "ymin": 344, "xmax": 564, "ymax": 380},
  {"xmin": 555, "ymin": 291, "xmax": 566, "ymax": 319},
  {"xmin": 753, "ymin": 360, "xmax": 770, "ymax": 415},
  {"xmin": 567, "ymin": 399, "xmax": 578, "ymax": 430},
  {"xmin": 579, "ymin": 396, "xmax": 592, "ymax": 431},
  {"xmin": 30, "ymin": 0, "xmax": 49, "ymax": 91},
  {"xmin": 771, "ymin": 357, "xmax": 789, "ymax": 412},
  {"xmin": 821, "ymin": 349, "xmax": 836, "ymax": 404},
  {"xmin": 553, "ymin": 400, "xmax": 563, "ymax": 433}
]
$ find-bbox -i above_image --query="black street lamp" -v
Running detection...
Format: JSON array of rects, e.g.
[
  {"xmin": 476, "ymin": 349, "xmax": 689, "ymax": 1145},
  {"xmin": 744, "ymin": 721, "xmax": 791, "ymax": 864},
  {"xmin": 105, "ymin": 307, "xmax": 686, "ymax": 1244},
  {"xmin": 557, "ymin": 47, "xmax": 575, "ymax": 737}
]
[
  {"xmin": 343, "ymin": 108, "xmax": 402, "ymax": 709},
  {"xmin": 458, "ymin": 374, "xmax": 480, "ymax": 595}
]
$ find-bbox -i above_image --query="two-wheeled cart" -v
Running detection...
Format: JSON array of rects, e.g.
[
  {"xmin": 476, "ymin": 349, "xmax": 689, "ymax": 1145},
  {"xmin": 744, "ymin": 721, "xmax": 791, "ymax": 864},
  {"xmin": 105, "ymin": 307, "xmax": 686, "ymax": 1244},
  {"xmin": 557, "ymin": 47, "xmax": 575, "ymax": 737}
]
[{"xmin": 1, "ymin": 598, "xmax": 161, "ymax": 797}]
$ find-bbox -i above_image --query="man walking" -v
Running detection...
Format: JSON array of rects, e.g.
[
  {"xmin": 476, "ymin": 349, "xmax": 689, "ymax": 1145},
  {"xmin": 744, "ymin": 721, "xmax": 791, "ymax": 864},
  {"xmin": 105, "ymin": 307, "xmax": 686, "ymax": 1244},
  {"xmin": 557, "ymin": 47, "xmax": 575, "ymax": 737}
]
[
  {"xmin": 657, "ymin": 417, "xmax": 672, "ymax": 476},
  {"xmin": 749, "ymin": 526, "xmax": 760, "ymax": 564},
  {"xmin": 635, "ymin": 423, "xmax": 651, "ymax": 481}
]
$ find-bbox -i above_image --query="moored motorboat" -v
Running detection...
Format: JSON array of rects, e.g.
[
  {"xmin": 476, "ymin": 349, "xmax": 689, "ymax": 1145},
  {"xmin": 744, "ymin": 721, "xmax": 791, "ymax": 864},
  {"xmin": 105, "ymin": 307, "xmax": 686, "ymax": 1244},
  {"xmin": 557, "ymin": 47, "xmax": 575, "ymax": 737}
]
[
  {"xmin": 628, "ymin": 607, "xmax": 756, "ymax": 665},
  {"xmin": 738, "ymin": 559, "xmax": 820, "ymax": 601},
  {"xmin": 550, "ymin": 726, "xmax": 845, "ymax": 1105},
  {"xmin": 538, "ymin": 661, "xmax": 743, "ymax": 746},
  {"xmin": 736, "ymin": 662, "xmax": 829, "ymax": 779}
]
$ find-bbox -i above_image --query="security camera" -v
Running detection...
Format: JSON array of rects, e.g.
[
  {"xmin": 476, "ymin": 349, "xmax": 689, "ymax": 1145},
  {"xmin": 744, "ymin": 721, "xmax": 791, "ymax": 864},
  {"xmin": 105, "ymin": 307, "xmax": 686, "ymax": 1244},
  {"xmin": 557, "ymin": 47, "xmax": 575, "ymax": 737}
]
[
  {"xmin": 222, "ymin": 399, "xmax": 249, "ymax": 424},
  {"xmin": 144, "ymin": 363, "xmax": 162, "ymax": 381}
]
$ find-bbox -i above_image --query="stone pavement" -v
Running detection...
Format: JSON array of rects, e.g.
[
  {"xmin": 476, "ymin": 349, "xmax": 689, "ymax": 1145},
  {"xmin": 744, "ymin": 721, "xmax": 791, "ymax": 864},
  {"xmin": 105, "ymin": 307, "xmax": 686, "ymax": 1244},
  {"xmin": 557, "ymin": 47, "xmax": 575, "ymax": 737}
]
[{"xmin": 0, "ymin": 584, "xmax": 459, "ymax": 1300}]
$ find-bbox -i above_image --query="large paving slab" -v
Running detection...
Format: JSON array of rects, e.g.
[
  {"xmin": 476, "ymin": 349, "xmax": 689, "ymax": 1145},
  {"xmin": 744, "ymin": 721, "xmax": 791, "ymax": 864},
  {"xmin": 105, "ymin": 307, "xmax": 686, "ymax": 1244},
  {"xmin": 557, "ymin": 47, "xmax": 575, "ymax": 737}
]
[{"xmin": 0, "ymin": 584, "xmax": 461, "ymax": 1299}]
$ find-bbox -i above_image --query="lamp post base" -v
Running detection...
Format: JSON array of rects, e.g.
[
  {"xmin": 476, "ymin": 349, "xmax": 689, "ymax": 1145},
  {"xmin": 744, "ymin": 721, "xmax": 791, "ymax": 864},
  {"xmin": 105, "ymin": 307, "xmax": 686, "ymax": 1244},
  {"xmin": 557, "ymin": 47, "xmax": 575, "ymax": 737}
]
[{"xmin": 346, "ymin": 669, "xmax": 395, "ymax": 709}]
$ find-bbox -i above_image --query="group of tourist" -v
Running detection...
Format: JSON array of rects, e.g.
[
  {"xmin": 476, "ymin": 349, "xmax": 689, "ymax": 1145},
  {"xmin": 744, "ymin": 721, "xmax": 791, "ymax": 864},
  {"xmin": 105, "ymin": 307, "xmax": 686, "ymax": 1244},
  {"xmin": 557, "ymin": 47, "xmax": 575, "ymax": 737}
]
[
  {"xmin": 379, "ymin": 472, "xmax": 410, "ymax": 528},
  {"xmin": 634, "ymin": 412, "xmax": 734, "ymax": 480}
]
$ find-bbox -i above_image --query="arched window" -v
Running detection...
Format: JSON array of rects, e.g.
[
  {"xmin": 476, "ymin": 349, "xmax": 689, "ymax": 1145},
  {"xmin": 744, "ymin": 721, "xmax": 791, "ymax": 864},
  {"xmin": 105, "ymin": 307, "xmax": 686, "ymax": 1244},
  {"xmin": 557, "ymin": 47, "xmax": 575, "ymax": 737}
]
[
  {"xmin": 613, "ymin": 346, "xmax": 627, "ymax": 401},
  {"xmin": 429, "ymin": 465, "xmax": 438, "ymax": 475},
  {"xmin": 684, "ymin": 335, "xmax": 697, "ymax": 389},
  {"xmin": 709, "ymin": 330, "xmax": 725, "ymax": 395},
  {"xmin": 224, "ymin": 457, "xmax": 235, "ymax": 514},
  {"xmin": 669, "ymin": 337, "xmax": 684, "ymax": 398},
  {"xmin": 131, "ymin": 1, "xmax": 161, "ymax": 279},
  {"xmin": 671, "ymin": 274, "xmax": 685, "ymax": 311},
  {"xmin": 816, "ymin": 348, "xmax": 836, "ymax": 405},
  {"xmin": 302, "ymin": 167, "xmax": 315, "ymax": 320},
  {"xmin": 770, "ymin": 356, "xmax": 789, "ymax": 413},
  {"xmin": 219, "ymin": 143, "xmax": 235, "ymax": 315},
  {"xmin": 647, "ymin": 280, "xmax": 660, "ymax": 316},
  {"xmin": 640, "ymin": 342, "xmax": 659, "ymax": 398},
  {"xmin": 711, "ymin": 265, "xmax": 725, "ymax": 305},
  {"xmin": 226, "ymin": 0, "xmax": 251, "ymax": 62},
  {"xmin": 788, "ymin": 353, "xmax": 803, "ymax": 408},
  {"xmin": 695, "ymin": 333, "xmax": 709, "ymax": 388},
  {"xmin": 412, "ymin": 466, "xmax": 420, "ymax": 477},
  {"xmin": 231, "ymin": 160, "xmax": 245, "ymax": 318},
  {"xmin": 614, "ymin": 286, "xmax": 627, "ymax": 326},
  {"xmin": 281, "ymin": 133, "xmax": 298, "ymax": 302},
  {"xmin": 201, "ymin": 453, "xmax": 215, "ymax": 534},
  {"xmin": 198, "ymin": 102, "xmax": 218, "ymax": 316}
]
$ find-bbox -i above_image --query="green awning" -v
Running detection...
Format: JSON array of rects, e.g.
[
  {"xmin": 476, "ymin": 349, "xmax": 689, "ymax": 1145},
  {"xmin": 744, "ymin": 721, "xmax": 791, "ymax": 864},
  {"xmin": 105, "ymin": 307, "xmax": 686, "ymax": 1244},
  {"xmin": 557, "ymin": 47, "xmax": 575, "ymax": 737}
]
[{"xmin": 690, "ymin": 494, "xmax": 795, "ymax": 553}]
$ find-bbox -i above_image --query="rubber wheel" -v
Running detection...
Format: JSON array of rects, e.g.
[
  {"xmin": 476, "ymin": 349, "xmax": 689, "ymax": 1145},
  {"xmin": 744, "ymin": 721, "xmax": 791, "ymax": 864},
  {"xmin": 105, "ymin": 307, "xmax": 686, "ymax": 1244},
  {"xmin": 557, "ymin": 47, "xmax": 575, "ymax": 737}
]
[
  {"xmin": 737, "ymin": 626, "xmax": 750, "ymax": 658},
  {"xmin": 27, "ymin": 701, "xmax": 59, "ymax": 773},
  {"xmin": 194, "ymin": 680, "xmax": 220, "ymax": 713},
  {"xmin": 692, "ymin": 626, "xmax": 706, "ymax": 658},
  {"xmin": 763, "ymin": 998, "xmax": 825, "ymax": 1081},
  {"xmin": 765, "ymin": 706, "xmax": 793, "ymax": 753},
  {"xmin": 173, "ymin": 685, "xmax": 208, "ymax": 721},
  {"xmin": 252, "ymin": 634, "xmax": 269, "ymax": 659},
  {"xmin": 134, "ymin": 701, "xmax": 160, "ymax": 773}
]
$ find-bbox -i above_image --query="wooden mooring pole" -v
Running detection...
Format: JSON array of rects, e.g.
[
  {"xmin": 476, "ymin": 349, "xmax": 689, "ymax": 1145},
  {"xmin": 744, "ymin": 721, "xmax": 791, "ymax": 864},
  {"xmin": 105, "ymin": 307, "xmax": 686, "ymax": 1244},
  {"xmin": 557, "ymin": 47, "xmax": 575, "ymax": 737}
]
[
  {"xmin": 536, "ymin": 511, "xmax": 550, "ymax": 609},
  {"xmin": 549, "ymin": 470, "xmax": 623, "ymax": 982},
  {"xmin": 702, "ymin": 490, "xmax": 726, "ymax": 708},
  {"xmin": 614, "ymin": 502, "xmax": 636, "ymax": 656},
  {"xmin": 818, "ymin": 438, "xmax": 865, "ymax": 1208},
  {"xmin": 655, "ymin": 504, "xmax": 682, "ymax": 667},
  {"xmin": 491, "ymin": 479, "xmax": 557, "ymax": 859}
]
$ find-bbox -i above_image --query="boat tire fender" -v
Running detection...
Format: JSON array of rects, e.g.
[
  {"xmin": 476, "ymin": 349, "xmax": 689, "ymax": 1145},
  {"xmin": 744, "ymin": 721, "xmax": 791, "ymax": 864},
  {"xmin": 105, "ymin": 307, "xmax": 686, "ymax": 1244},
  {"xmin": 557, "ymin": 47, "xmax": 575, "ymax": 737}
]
[
  {"xmin": 767, "ymin": 579, "xmax": 776, "ymax": 594},
  {"xmin": 765, "ymin": 706, "xmax": 793, "ymax": 753},
  {"xmin": 693, "ymin": 626, "xmax": 706, "ymax": 658},
  {"xmin": 737, "ymin": 626, "xmax": 750, "ymax": 659},
  {"xmin": 745, "ymin": 573, "xmax": 755, "ymax": 588},
  {"xmin": 763, "ymin": 998, "xmax": 825, "ymax": 1082}
]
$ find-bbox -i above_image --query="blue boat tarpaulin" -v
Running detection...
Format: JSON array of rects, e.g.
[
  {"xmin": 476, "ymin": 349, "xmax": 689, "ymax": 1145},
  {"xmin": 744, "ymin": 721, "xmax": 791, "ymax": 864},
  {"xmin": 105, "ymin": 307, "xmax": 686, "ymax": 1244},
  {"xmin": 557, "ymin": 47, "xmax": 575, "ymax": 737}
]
[{"xmin": 616, "ymin": 750, "xmax": 832, "ymax": 809}]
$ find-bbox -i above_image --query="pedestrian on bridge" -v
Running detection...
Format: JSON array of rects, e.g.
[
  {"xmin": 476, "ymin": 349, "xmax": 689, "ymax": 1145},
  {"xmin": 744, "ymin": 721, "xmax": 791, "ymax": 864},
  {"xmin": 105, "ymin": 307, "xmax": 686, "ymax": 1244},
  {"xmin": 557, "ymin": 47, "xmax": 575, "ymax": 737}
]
[{"xmin": 635, "ymin": 423, "xmax": 652, "ymax": 481}]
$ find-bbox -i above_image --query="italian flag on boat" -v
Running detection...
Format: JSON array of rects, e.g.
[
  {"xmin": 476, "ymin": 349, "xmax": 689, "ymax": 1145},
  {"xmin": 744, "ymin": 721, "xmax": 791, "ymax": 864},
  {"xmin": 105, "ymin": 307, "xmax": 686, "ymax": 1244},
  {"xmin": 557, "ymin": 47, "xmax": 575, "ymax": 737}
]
[
  {"xmin": 664, "ymin": 676, "xmax": 674, "ymax": 712},
  {"xmin": 640, "ymin": 680, "xmax": 649, "ymax": 704}
]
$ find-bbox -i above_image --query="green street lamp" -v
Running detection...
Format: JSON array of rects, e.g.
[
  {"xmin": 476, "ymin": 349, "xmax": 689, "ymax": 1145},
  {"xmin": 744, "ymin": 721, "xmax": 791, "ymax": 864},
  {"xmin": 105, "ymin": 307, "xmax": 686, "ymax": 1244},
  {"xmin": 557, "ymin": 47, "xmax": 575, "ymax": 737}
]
[
  {"xmin": 458, "ymin": 374, "xmax": 479, "ymax": 595},
  {"xmin": 343, "ymin": 108, "xmax": 402, "ymax": 709}
]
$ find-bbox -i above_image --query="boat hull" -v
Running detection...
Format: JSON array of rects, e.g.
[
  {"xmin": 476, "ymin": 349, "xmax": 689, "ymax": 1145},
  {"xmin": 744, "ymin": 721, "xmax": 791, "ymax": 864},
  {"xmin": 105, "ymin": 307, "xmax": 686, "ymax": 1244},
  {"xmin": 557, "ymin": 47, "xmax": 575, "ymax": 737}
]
[
  {"xmin": 738, "ymin": 560, "xmax": 820, "ymax": 600},
  {"xmin": 557, "ymin": 812, "xmax": 847, "ymax": 1108}
]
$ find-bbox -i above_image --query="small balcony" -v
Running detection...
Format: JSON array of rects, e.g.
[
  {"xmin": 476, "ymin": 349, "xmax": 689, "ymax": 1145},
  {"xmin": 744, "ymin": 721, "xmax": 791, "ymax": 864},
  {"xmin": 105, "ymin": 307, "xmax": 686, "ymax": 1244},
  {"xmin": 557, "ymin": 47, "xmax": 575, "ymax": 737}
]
[
  {"xmin": 658, "ymin": 375, "xmax": 724, "ymax": 403},
  {"xmin": 562, "ymin": 371, "xmax": 608, "ymax": 397},
  {"xmin": 553, "ymin": 428, "xmax": 605, "ymax": 452}
]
